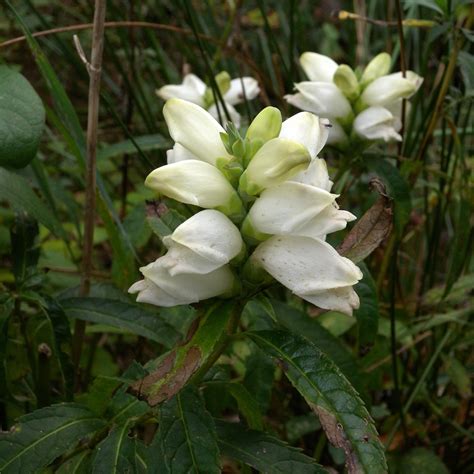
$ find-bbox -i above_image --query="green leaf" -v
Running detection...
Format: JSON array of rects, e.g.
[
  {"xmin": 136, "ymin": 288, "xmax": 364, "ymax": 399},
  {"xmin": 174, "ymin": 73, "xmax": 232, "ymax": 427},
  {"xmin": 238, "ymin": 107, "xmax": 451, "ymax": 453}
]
[
  {"xmin": 457, "ymin": 51, "xmax": 474, "ymax": 94},
  {"xmin": 215, "ymin": 420, "xmax": 327, "ymax": 473},
  {"xmin": 402, "ymin": 0, "xmax": 445, "ymax": 14},
  {"xmin": 442, "ymin": 354, "xmax": 472, "ymax": 398},
  {"xmin": 0, "ymin": 66, "xmax": 45, "ymax": 169},
  {"xmin": 396, "ymin": 448, "xmax": 449, "ymax": 474},
  {"xmin": 91, "ymin": 421, "xmax": 138, "ymax": 474},
  {"xmin": 0, "ymin": 403, "xmax": 105, "ymax": 473},
  {"xmin": 0, "ymin": 298, "xmax": 14, "ymax": 400},
  {"xmin": 205, "ymin": 382, "xmax": 263, "ymax": 430},
  {"xmin": 56, "ymin": 451, "xmax": 91, "ymax": 474},
  {"xmin": 0, "ymin": 168, "xmax": 63, "ymax": 236},
  {"xmin": 365, "ymin": 157, "xmax": 412, "ymax": 235},
  {"xmin": 354, "ymin": 264, "xmax": 379, "ymax": 350},
  {"xmin": 97, "ymin": 134, "xmax": 171, "ymax": 161},
  {"xmin": 247, "ymin": 330, "xmax": 387, "ymax": 474},
  {"xmin": 270, "ymin": 300, "xmax": 366, "ymax": 398},
  {"xmin": 129, "ymin": 301, "xmax": 236, "ymax": 406},
  {"xmin": 59, "ymin": 297, "xmax": 181, "ymax": 348},
  {"xmin": 159, "ymin": 386, "xmax": 220, "ymax": 474},
  {"xmin": 145, "ymin": 201, "xmax": 189, "ymax": 240}
]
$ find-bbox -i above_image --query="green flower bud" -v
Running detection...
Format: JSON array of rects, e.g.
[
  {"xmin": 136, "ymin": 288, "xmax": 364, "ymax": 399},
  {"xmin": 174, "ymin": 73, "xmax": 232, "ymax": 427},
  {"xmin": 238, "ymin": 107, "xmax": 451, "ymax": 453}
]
[
  {"xmin": 245, "ymin": 106, "xmax": 282, "ymax": 143},
  {"xmin": 333, "ymin": 64, "xmax": 360, "ymax": 101},
  {"xmin": 360, "ymin": 53, "xmax": 391, "ymax": 88}
]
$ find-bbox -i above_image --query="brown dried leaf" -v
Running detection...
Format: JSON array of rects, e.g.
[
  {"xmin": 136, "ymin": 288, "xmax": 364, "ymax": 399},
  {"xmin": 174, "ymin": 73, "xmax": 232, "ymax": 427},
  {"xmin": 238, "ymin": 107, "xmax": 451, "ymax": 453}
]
[{"xmin": 338, "ymin": 178, "xmax": 393, "ymax": 263}]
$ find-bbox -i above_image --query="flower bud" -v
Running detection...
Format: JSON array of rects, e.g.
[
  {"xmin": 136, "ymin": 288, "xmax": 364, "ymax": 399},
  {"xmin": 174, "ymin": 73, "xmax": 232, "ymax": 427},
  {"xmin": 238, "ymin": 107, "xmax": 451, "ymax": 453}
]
[
  {"xmin": 215, "ymin": 71, "xmax": 231, "ymax": 96},
  {"xmin": 246, "ymin": 106, "xmax": 282, "ymax": 143},
  {"xmin": 333, "ymin": 65, "xmax": 360, "ymax": 101},
  {"xmin": 299, "ymin": 52, "xmax": 338, "ymax": 82},
  {"xmin": 360, "ymin": 52, "xmax": 391, "ymax": 88},
  {"xmin": 145, "ymin": 160, "xmax": 244, "ymax": 219},
  {"xmin": 239, "ymin": 138, "xmax": 311, "ymax": 196}
]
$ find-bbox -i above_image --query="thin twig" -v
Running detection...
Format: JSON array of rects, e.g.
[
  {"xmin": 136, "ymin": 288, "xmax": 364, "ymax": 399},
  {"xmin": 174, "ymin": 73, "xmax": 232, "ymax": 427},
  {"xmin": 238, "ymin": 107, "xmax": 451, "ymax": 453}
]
[
  {"xmin": 337, "ymin": 10, "xmax": 436, "ymax": 28},
  {"xmin": 71, "ymin": 0, "xmax": 107, "ymax": 388}
]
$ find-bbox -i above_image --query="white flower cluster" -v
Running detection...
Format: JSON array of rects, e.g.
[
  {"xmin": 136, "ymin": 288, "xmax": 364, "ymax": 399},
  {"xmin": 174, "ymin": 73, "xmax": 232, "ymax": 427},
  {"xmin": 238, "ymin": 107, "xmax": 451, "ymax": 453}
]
[
  {"xmin": 129, "ymin": 99, "xmax": 363, "ymax": 315},
  {"xmin": 285, "ymin": 52, "xmax": 423, "ymax": 146},
  {"xmin": 156, "ymin": 72, "xmax": 260, "ymax": 128}
]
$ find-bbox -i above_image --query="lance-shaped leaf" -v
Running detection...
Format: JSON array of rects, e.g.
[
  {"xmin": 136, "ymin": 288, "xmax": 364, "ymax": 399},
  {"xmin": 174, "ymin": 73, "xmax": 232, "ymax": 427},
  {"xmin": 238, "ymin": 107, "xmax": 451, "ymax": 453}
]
[
  {"xmin": 129, "ymin": 301, "xmax": 236, "ymax": 406},
  {"xmin": 215, "ymin": 420, "xmax": 327, "ymax": 473},
  {"xmin": 0, "ymin": 404, "xmax": 105, "ymax": 473},
  {"xmin": 158, "ymin": 386, "xmax": 220, "ymax": 473},
  {"xmin": 247, "ymin": 330, "xmax": 387, "ymax": 474},
  {"xmin": 91, "ymin": 421, "xmax": 138, "ymax": 474},
  {"xmin": 338, "ymin": 178, "xmax": 393, "ymax": 262},
  {"xmin": 60, "ymin": 297, "xmax": 180, "ymax": 348}
]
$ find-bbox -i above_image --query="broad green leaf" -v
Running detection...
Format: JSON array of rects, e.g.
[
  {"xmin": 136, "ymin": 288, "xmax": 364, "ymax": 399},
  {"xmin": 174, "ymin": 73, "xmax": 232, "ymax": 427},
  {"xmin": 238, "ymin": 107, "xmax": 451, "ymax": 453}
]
[
  {"xmin": 0, "ymin": 66, "xmax": 45, "ymax": 169},
  {"xmin": 60, "ymin": 297, "xmax": 181, "ymax": 348},
  {"xmin": 129, "ymin": 301, "xmax": 236, "ymax": 406},
  {"xmin": 0, "ymin": 403, "xmax": 105, "ymax": 473},
  {"xmin": 204, "ymin": 382, "xmax": 263, "ymax": 430},
  {"xmin": 270, "ymin": 300, "xmax": 366, "ymax": 398},
  {"xmin": 0, "ymin": 168, "xmax": 63, "ymax": 236},
  {"xmin": 354, "ymin": 264, "xmax": 379, "ymax": 350},
  {"xmin": 365, "ymin": 157, "xmax": 412, "ymax": 235},
  {"xmin": 97, "ymin": 134, "xmax": 170, "ymax": 161},
  {"xmin": 91, "ymin": 421, "xmax": 138, "ymax": 474},
  {"xmin": 215, "ymin": 420, "xmax": 327, "ymax": 473},
  {"xmin": 248, "ymin": 330, "xmax": 387, "ymax": 474},
  {"xmin": 159, "ymin": 387, "xmax": 220, "ymax": 474},
  {"xmin": 56, "ymin": 451, "xmax": 91, "ymax": 474}
]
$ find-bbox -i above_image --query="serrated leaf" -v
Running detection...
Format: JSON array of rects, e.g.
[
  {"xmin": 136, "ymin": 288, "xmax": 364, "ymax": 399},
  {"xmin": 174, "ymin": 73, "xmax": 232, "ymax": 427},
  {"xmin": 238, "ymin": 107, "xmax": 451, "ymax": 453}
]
[
  {"xmin": 215, "ymin": 420, "xmax": 327, "ymax": 473},
  {"xmin": 270, "ymin": 300, "xmax": 366, "ymax": 399},
  {"xmin": 56, "ymin": 450, "xmax": 91, "ymax": 473},
  {"xmin": 159, "ymin": 386, "xmax": 220, "ymax": 474},
  {"xmin": 129, "ymin": 301, "xmax": 236, "ymax": 406},
  {"xmin": 0, "ymin": 168, "xmax": 63, "ymax": 236},
  {"xmin": 59, "ymin": 297, "xmax": 180, "ymax": 348},
  {"xmin": 91, "ymin": 421, "xmax": 138, "ymax": 474},
  {"xmin": 0, "ymin": 66, "xmax": 45, "ymax": 169},
  {"xmin": 0, "ymin": 403, "xmax": 105, "ymax": 473},
  {"xmin": 338, "ymin": 179, "xmax": 393, "ymax": 263},
  {"xmin": 365, "ymin": 158, "xmax": 412, "ymax": 235},
  {"xmin": 247, "ymin": 330, "xmax": 387, "ymax": 474}
]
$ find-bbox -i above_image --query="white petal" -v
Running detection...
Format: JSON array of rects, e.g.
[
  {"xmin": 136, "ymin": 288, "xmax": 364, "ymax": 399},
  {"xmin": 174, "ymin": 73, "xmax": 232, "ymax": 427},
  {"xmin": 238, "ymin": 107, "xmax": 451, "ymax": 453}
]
[
  {"xmin": 300, "ymin": 52, "xmax": 338, "ymax": 82},
  {"xmin": 291, "ymin": 158, "xmax": 333, "ymax": 191},
  {"xmin": 140, "ymin": 259, "xmax": 235, "ymax": 302},
  {"xmin": 303, "ymin": 286, "xmax": 360, "ymax": 315},
  {"xmin": 128, "ymin": 278, "xmax": 186, "ymax": 306},
  {"xmin": 157, "ymin": 74, "xmax": 206, "ymax": 106},
  {"xmin": 354, "ymin": 106, "xmax": 402, "ymax": 142},
  {"xmin": 247, "ymin": 181, "xmax": 336, "ymax": 236},
  {"xmin": 361, "ymin": 71, "xmax": 423, "ymax": 107},
  {"xmin": 325, "ymin": 120, "xmax": 348, "ymax": 146},
  {"xmin": 208, "ymin": 101, "xmax": 241, "ymax": 128},
  {"xmin": 225, "ymin": 77, "xmax": 260, "ymax": 105},
  {"xmin": 170, "ymin": 209, "xmax": 243, "ymax": 267},
  {"xmin": 166, "ymin": 143, "xmax": 199, "ymax": 164},
  {"xmin": 182, "ymin": 73, "xmax": 207, "ymax": 96},
  {"xmin": 240, "ymin": 138, "xmax": 311, "ymax": 195},
  {"xmin": 279, "ymin": 112, "xmax": 329, "ymax": 159},
  {"xmin": 289, "ymin": 82, "xmax": 352, "ymax": 119},
  {"xmin": 295, "ymin": 204, "xmax": 356, "ymax": 239},
  {"xmin": 163, "ymin": 98, "xmax": 232, "ymax": 166},
  {"xmin": 145, "ymin": 160, "xmax": 242, "ymax": 215},
  {"xmin": 252, "ymin": 235, "xmax": 362, "ymax": 295}
]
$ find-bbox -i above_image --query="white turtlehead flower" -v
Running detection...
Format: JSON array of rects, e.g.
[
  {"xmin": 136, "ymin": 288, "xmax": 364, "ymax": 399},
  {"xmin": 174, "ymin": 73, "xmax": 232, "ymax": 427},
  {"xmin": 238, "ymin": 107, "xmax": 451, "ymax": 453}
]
[
  {"xmin": 354, "ymin": 106, "xmax": 402, "ymax": 142},
  {"xmin": 251, "ymin": 235, "xmax": 363, "ymax": 315},
  {"xmin": 129, "ymin": 262, "xmax": 236, "ymax": 307},
  {"xmin": 360, "ymin": 71, "xmax": 423, "ymax": 107},
  {"xmin": 157, "ymin": 73, "xmax": 259, "ymax": 128},
  {"xmin": 300, "ymin": 52, "xmax": 338, "ymax": 83},
  {"xmin": 285, "ymin": 82, "xmax": 352, "ymax": 120},
  {"xmin": 163, "ymin": 98, "xmax": 232, "ymax": 166},
  {"xmin": 161, "ymin": 210, "xmax": 244, "ymax": 275}
]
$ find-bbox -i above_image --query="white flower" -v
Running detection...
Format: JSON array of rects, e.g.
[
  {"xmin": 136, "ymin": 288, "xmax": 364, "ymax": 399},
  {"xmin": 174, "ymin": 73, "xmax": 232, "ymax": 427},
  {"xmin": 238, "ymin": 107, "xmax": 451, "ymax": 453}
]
[
  {"xmin": 299, "ymin": 52, "xmax": 338, "ymax": 83},
  {"xmin": 239, "ymin": 138, "xmax": 311, "ymax": 196},
  {"xmin": 326, "ymin": 120, "xmax": 348, "ymax": 146},
  {"xmin": 157, "ymin": 73, "xmax": 259, "ymax": 128},
  {"xmin": 145, "ymin": 160, "xmax": 244, "ymax": 218},
  {"xmin": 163, "ymin": 98, "xmax": 232, "ymax": 166},
  {"xmin": 161, "ymin": 209, "xmax": 244, "ymax": 275},
  {"xmin": 354, "ymin": 106, "xmax": 402, "ymax": 142},
  {"xmin": 285, "ymin": 82, "xmax": 352, "ymax": 120},
  {"xmin": 129, "ymin": 262, "xmax": 236, "ymax": 307},
  {"xmin": 251, "ymin": 235, "xmax": 363, "ymax": 315},
  {"xmin": 360, "ymin": 71, "xmax": 423, "ymax": 107}
]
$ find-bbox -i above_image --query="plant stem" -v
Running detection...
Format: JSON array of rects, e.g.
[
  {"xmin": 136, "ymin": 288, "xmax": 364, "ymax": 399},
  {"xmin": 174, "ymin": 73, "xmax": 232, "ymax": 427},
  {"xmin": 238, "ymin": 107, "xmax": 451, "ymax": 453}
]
[{"xmin": 72, "ymin": 0, "xmax": 107, "ymax": 389}]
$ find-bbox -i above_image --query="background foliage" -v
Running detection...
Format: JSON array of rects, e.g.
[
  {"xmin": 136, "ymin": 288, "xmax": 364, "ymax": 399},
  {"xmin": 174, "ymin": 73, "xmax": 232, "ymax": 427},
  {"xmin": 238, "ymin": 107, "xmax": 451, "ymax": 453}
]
[{"xmin": 0, "ymin": 0, "xmax": 472, "ymax": 472}]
